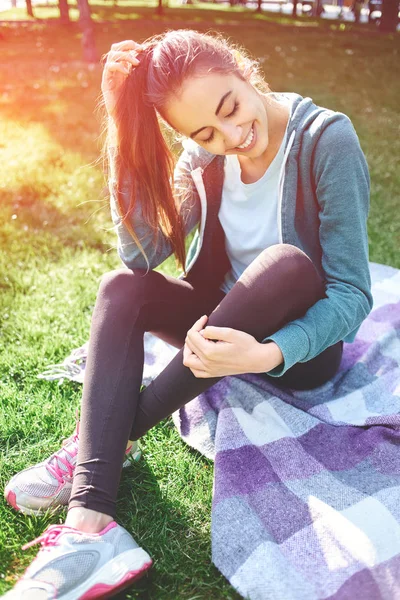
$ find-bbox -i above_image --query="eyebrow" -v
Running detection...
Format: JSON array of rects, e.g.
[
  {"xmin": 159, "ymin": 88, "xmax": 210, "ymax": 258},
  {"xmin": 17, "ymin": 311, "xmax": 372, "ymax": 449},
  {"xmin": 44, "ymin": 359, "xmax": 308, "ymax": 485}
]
[{"xmin": 189, "ymin": 91, "xmax": 232, "ymax": 139}]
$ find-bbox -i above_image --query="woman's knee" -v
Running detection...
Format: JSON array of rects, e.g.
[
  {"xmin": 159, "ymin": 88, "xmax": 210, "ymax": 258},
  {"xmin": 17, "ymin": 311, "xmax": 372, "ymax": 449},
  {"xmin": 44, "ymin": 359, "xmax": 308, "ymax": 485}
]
[
  {"xmin": 98, "ymin": 268, "xmax": 150, "ymax": 306},
  {"xmin": 258, "ymin": 244, "xmax": 323, "ymax": 292}
]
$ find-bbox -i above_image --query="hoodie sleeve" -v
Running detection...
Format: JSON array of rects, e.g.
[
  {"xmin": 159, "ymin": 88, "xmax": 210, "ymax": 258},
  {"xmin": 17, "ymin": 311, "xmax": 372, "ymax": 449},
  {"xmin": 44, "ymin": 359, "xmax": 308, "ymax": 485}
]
[
  {"xmin": 264, "ymin": 114, "xmax": 373, "ymax": 376},
  {"xmin": 109, "ymin": 147, "xmax": 201, "ymax": 270}
]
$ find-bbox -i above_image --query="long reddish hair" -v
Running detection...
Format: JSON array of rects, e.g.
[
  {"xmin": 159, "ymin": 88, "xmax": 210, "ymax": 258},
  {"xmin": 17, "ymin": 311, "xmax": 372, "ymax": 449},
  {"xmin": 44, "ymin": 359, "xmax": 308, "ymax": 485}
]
[{"xmin": 107, "ymin": 29, "xmax": 269, "ymax": 270}]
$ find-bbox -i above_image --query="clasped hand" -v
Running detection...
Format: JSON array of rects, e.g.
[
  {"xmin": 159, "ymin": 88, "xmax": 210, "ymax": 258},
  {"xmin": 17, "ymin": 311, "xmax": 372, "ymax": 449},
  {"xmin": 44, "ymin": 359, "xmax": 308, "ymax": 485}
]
[{"xmin": 183, "ymin": 315, "xmax": 281, "ymax": 378}]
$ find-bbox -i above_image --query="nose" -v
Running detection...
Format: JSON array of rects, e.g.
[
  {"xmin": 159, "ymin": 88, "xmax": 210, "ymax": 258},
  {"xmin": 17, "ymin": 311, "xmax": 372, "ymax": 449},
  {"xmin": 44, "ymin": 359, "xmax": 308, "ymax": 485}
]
[{"xmin": 221, "ymin": 123, "xmax": 243, "ymax": 150}]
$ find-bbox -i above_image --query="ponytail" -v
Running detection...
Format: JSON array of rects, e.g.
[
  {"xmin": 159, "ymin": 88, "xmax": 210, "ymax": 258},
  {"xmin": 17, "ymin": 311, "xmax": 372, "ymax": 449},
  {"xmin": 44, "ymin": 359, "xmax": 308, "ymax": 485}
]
[{"xmin": 111, "ymin": 46, "xmax": 186, "ymax": 270}]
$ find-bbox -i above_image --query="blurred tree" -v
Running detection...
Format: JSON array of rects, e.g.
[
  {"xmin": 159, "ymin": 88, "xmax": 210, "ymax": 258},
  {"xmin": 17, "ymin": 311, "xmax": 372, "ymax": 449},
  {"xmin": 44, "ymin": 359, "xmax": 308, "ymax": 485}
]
[
  {"xmin": 25, "ymin": 0, "xmax": 34, "ymax": 16},
  {"xmin": 292, "ymin": 0, "xmax": 299, "ymax": 15},
  {"xmin": 59, "ymin": 0, "xmax": 71, "ymax": 24},
  {"xmin": 352, "ymin": 0, "xmax": 363, "ymax": 21},
  {"xmin": 77, "ymin": 0, "xmax": 98, "ymax": 62},
  {"xmin": 379, "ymin": 0, "xmax": 399, "ymax": 31},
  {"xmin": 156, "ymin": 0, "xmax": 163, "ymax": 14},
  {"xmin": 312, "ymin": 0, "xmax": 324, "ymax": 16}
]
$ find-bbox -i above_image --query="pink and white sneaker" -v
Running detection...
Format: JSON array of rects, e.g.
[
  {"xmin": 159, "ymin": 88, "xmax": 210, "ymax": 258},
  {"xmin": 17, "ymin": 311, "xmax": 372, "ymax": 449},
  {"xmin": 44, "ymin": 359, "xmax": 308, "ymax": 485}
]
[
  {"xmin": 2, "ymin": 521, "xmax": 153, "ymax": 599},
  {"xmin": 4, "ymin": 420, "xmax": 141, "ymax": 516}
]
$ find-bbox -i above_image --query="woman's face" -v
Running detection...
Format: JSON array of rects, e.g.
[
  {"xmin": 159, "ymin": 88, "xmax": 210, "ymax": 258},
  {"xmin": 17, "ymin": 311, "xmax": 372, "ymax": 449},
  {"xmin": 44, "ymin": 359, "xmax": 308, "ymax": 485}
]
[{"xmin": 163, "ymin": 72, "xmax": 270, "ymax": 159}]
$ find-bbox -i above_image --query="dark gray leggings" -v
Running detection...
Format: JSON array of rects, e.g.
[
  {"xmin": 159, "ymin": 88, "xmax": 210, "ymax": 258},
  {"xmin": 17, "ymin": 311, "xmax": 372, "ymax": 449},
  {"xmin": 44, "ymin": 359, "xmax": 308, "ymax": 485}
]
[{"xmin": 69, "ymin": 244, "xmax": 343, "ymax": 518}]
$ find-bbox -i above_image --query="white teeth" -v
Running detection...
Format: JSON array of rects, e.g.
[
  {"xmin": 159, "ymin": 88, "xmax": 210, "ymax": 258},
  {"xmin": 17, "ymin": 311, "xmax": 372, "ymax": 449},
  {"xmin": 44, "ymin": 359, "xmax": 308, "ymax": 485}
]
[{"xmin": 237, "ymin": 126, "xmax": 254, "ymax": 149}]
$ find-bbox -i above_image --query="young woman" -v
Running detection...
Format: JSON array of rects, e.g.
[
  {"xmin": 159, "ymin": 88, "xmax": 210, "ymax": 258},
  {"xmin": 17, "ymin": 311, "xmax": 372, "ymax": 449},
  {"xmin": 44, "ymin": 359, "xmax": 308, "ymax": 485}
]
[{"xmin": 3, "ymin": 29, "xmax": 372, "ymax": 599}]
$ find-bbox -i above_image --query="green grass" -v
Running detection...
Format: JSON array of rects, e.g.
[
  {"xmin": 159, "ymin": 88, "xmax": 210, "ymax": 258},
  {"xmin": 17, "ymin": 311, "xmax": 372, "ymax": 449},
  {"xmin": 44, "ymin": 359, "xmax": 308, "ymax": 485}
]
[{"xmin": 0, "ymin": 6, "xmax": 399, "ymax": 599}]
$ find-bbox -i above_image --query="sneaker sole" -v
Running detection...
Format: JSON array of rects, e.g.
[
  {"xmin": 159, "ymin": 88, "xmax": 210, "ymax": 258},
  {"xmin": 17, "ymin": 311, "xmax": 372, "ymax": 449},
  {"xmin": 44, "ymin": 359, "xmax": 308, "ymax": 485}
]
[
  {"xmin": 4, "ymin": 488, "xmax": 66, "ymax": 516},
  {"xmin": 65, "ymin": 548, "xmax": 152, "ymax": 600},
  {"xmin": 4, "ymin": 448, "xmax": 142, "ymax": 516}
]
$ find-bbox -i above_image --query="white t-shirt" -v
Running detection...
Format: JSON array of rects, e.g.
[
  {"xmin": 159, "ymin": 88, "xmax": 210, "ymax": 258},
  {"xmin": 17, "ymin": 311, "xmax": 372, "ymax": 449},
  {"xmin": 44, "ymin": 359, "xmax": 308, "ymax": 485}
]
[{"xmin": 219, "ymin": 129, "xmax": 287, "ymax": 293}]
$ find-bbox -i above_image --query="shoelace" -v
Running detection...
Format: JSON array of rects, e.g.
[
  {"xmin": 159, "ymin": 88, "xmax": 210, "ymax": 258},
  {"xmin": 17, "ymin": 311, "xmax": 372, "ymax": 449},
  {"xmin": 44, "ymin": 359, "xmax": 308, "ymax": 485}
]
[
  {"xmin": 45, "ymin": 411, "xmax": 80, "ymax": 485},
  {"xmin": 37, "ymin": 343, "xmax": 88, "ymax": 383},
  {"xmin": 45, "ymin": 433, "xmax": 78, "ymax": 484},
  {"xmin": 22, "ymin": 524, "xmax": 78, "ymax": 551},
  {"xmin": 44, "ymin": 414, "xmax": 133, "ymax": 484}
]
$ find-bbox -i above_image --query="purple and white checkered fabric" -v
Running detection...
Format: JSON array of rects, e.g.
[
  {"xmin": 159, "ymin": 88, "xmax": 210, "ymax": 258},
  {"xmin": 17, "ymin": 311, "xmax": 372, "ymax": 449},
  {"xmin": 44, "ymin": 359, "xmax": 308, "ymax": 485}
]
[
  {"xmin": 41, "ymin": 262, "xmax": 400, "ymax": 599},
  {"xmin": 172, "ymin": 262, "xmax": 400, "ymax": 600}
]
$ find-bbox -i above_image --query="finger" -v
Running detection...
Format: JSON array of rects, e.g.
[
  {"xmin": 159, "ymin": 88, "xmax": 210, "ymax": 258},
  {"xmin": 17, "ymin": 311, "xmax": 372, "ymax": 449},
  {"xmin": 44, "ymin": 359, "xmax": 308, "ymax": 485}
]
[
  {"xmin": 105, "ymin": 51, "xmax": 140, "ymax": 66},
  {"xmin": 201, "ymin": 326, "xmax": 234, "ymax": 342},
  {"xmin": 183, "ymin": 341, "xmax": 203, "ymax": 365},
  {"xmin": 190, "ymin": 367, "xmax": 209, "ymax": 378},
  {"xmin": 189, "ymin": 315, "xmax": 208, "ymax": 333},
  {"xmin": 110, "ymin": 40, "xmax": 143, "ymax": 52},
  {"xmin": 184, "ymin": 352, "xmax": 206, "ymax": 371},
  {"xmin": 185, "ymin": 315, "xmax": 209, "ymax": 358},
  {"xmin": 186, "ymin": 330, "xmax": 212, "ymax": 359},
  {"xmin": 184, "ymin": 337, "xmax": 196, "ymax": 356},
  {"xmin": 104, "ymin": 63, "xmax": 131, "ymax": 76},
  {"xmin": 183, "ymin": 343, "xmax": 194, "ymax": 365}
]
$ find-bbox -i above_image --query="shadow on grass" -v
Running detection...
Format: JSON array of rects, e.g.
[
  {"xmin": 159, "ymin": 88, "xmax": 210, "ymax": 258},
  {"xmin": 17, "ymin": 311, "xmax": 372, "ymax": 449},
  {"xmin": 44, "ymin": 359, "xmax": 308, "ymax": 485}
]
[{"xmin": 116, "ymin": 437, "xmax": 241, "ymax": 599}]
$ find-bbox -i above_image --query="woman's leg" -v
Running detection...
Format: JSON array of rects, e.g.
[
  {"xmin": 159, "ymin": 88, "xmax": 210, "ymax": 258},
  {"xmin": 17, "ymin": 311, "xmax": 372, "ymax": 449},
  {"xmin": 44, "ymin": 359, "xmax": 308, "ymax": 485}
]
[
  {"xmin": 67, "ymin": 268, "xmax": 224, "ymax": 524},
  {"xmin": 129, "ymin": 244, "xmax": 341, "ymax": 441}
]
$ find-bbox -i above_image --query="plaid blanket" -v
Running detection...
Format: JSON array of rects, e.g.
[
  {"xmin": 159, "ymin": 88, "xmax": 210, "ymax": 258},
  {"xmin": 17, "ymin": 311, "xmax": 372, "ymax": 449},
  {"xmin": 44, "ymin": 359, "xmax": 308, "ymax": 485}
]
[{"xmin": 40, "ymin": 262, "xmax": 400, "ymax": 599}]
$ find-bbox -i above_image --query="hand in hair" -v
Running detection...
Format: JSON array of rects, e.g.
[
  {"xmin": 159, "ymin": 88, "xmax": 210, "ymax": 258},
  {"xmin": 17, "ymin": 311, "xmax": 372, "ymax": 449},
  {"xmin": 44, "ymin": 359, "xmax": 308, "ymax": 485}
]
[{"xmin": 101, "ymin": 40, "xmax": 143, "ymax": 120}]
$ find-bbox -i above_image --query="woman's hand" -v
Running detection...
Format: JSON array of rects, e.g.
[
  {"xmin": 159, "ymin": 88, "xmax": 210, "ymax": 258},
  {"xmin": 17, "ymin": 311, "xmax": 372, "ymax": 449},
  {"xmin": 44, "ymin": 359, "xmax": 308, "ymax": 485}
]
[
  {"xmin": 183, "ymin": 316, "xmax": 284, "ymax": 378},
  {"xmin": 101, "ymin": 40, "xmax": 143, "ymax": 120}
]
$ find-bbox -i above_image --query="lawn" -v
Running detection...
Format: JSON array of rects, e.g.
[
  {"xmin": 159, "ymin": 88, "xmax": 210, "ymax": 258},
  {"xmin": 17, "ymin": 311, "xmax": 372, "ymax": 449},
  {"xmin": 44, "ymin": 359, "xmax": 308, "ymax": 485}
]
[{"xmin": 0, "ymin": 4, "xmax": 399, "ymax": 598}]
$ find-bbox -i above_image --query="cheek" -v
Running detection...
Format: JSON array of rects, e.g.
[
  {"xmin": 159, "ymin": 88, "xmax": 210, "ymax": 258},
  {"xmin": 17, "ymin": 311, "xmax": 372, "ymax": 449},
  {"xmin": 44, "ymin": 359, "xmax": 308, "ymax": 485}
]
[
  {"xmin": 202, "ymin": 140, "xmax": 226, "ymax": 156},
  {"xmin": 256, "ymin": 112, "xmax": 268, "ymax": 137}
]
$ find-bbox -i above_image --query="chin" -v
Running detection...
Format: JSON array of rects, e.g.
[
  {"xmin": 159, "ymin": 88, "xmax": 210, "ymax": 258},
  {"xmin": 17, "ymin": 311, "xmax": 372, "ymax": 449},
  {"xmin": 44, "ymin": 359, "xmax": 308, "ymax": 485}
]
[{"xmin": 248, "ymin": 145, "xmax": 266, "ymax": 159}]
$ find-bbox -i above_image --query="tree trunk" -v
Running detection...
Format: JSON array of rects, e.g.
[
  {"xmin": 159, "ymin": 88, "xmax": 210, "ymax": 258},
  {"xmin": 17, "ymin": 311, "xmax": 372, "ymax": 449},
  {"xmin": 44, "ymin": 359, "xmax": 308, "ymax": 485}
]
[
  {"xmin": 313, "ymin": 0, "xmax": 323, "ymax": 16},
  {"xmin": 11, "ymin": 0, "xmax": 17, "ymax": 8},
  {"xmin": 156, "ymin": 0, "xmax": 163, "ymax": 15},
  {"xmin": 26, "ymin": 0, "xmax": 34, "ymax": 17},
  {"xmin": 256, "ymin": 0, "xmax": 262, "ymax": 12},
  {"xmin": 292, "ymin": 0, "xmax": 298, "ymax": 16},
  {"xmin": 379, "ymin": 0, "xmax": 399, "ymax": 31},
  {"xmin": 76, "ymin": 0, "xmax": 98, "ymax": 63},
  {"xmin": 59, "ymin": 0, "xmax": 70, "ymax": 24}
]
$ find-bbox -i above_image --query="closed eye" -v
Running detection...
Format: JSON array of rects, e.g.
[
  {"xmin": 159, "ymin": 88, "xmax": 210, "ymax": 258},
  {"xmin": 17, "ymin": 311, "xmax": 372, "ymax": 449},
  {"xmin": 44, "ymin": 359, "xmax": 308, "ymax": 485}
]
[
  {"xmin": 227, "ymin": 101, "xmax": 239, "ymax": 117},
  {"xmin": 203, "ymin": 131, "xmax": 215, "ymax": 144},
  {"xmin": 202, "ymin": 102, "xmax": 240, "ymax": 145}
]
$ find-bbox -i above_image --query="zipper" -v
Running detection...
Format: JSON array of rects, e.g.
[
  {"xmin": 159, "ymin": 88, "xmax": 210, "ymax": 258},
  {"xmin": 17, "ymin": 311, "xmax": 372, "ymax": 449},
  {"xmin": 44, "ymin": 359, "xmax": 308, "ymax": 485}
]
[{"xmin": 277, "ymin": 129, "xmax": 296, "ymax": 244}]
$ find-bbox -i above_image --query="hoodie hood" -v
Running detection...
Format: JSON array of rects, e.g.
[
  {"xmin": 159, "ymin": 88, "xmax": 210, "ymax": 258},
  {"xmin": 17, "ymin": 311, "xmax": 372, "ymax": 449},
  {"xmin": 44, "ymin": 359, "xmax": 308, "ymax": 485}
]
[{"xmin": 281, "ymin": 93, "xmax": 335, "ymax": 154}]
